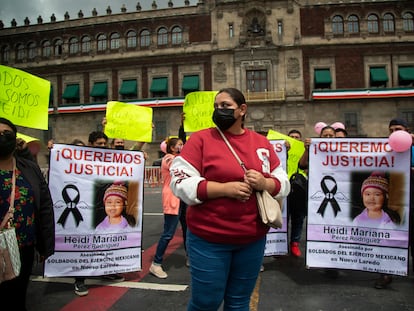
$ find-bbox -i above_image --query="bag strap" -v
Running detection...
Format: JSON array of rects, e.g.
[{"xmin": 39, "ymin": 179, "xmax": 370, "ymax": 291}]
[
  {"xmin": 0, "ymin": 158, "xmax": 16, "ymax": 230},
  {"xmin": 216, "ymin": 127, "xmax": 247, "ymax": 173}
]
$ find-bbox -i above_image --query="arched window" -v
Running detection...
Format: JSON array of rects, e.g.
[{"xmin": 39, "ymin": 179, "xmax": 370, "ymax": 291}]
[
  {"xmin": 42, "ymin": 40, "xmax": 51, "ymax": 57},
  {"xmin": 81, "ymin": 36, "xmax": 91, "ymax": 53},
  {"xmin": 54, "ymin": 39, "xmax": 63, "ymax": 56},
  {"xmin": 171, "ymin": 26, "xmax": 182, "ymax": 45},
  {"xmin": 97, "ymin": 34, "xmax": 107, "ymax": 51},
  {"xmin": 157, "ymin": 27, "xmax": 168, "ymax": 46},
  {"xmin": 367, "ymin": 14, "xmax": 379, "ymax": 33},
  {"xmin": 383, "ymin": 13, "xmax": 395, "ymax": 33},
  {"xmin": 332, "ymin": 15, "xmax": 344, "ymax": 34},
  {"xmin": 1, "ymin": 45, "xmax": 9, "ymax": 63},
  {"xmin": 126, "ymin": 30, "xmax": 137, "ymax": 48},
  {"xmin": 403, "ymin": 12, "xmax": 414, "ymax": 32},
  {"xmin": 140, "ymin": 29, "xmax": 150, "ymax": 47},
  {"xmin": 110, "ymin": 32, "xmax": 120, "ymax": 50},
  {"xmin": 347, "ymin": 15, "xmax": 359, "ymax": 33},
  {"xmin": 69, "ymin": 37, "xmax": 79, "ymax": 54},
  {"xmin": 27, "ymin": 42, "xmax": 37, "ymax": 59},
  {"xmin": 16, "ymin": 43, "xmax": 25, "ymax": 60}
]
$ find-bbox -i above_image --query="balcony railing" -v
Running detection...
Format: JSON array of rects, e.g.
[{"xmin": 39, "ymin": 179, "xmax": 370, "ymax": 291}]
[{"xmin": 245, "ymin": 90, "xmax": 285, "ymax": 102}]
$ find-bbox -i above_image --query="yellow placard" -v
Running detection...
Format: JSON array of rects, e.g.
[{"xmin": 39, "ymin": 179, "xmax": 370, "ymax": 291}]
[
  {"xmin": 17, "ymin": 132, "xmax": 40, "ymax": 143},
  {"xmin": 105, "ymin": 101, "xmax": 153, "ymax": 142},
  {"xmin": 183, "ymin": 91, "xmax": 218, "ymax": 132},
  {"xmin": 0, "ymin": 65, "xmax": 50, "ymax": 130},
  {"xmin": 267, "ymin": 129, "xmax": 305, "ymax": 177}
]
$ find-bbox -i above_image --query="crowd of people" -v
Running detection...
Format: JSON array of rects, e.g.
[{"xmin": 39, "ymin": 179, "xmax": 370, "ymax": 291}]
[{"xmin": 0, "ymin": 87, "xmax": 413, "ymax": 310}]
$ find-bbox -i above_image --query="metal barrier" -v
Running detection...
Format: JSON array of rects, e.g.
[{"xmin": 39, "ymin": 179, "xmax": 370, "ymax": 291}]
[{"xmin": 144, "ymin": 166, "xmax": 163, "ymax": 187}]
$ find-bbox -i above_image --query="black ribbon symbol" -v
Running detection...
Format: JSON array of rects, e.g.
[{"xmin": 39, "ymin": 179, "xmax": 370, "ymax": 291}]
[
  {"xmin": 317, "ymin": 175, "xmax": 341, "ymax": 217},
  {"xmin": 57, "ymin": 184, "xmax": 84, "ymax": 227}
]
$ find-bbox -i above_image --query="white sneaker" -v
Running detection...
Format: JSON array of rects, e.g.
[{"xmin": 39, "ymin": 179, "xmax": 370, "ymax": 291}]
[{"xmin": 149, "ymin": 262, "xmax": 168, "ymax": 279}]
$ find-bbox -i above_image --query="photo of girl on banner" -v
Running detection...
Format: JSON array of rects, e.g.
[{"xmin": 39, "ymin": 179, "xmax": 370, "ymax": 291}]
[
  {"xmin": 351, "ymin": 171, "xmax": 404, "ymax": 229},
  {"xmin": 94, "ymin": 181, "xmax": 139, "ymax": 232}
]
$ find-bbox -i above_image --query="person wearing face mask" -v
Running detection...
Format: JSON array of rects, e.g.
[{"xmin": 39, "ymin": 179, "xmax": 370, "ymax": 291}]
[
  {"xmin": 110, "ymin": 138, "xmax": 125, "ymax": 150},
  {"xmin": 0, "ymin": 118, "xmax": 55, "ymax": 310},
  {"xmin": 149, "ymin": 137, "xmax": 186, "ymax": 278},
  {"xmin": 169, "ymin": 88, "xmax": 290, "ymax": 310}
]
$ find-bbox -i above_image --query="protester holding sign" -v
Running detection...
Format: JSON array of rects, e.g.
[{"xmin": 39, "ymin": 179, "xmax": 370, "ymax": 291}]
[
  {"xmin": 0, "ymin": 118, "xmax": 55, "ymax": 309},
  {"xmin": 170, "ymin": 88, "xmax": 290, "ymax": 310}
]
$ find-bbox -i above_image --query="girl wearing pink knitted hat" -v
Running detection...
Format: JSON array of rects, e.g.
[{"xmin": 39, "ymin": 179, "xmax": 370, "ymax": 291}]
[{"xmin": 353, "ymin": 172, "xmax": 400, "ymax": 228}]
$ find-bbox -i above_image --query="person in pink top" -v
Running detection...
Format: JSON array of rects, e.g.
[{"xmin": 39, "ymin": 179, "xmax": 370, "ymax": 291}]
[
  {"xmin": 149, "ymin": 137, "xmax": 184, "ymax": 279},
  {"xmin": 170, "ymin": 88, "xmax": 290, "ymax": 310}
]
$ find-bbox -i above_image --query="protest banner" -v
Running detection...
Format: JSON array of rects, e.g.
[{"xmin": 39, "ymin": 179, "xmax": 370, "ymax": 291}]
[
  {"xmin": 0, "ymin": 65, "xmax": 50, "ymax": 130},
  {"xmin": 105, "ymin": 101, "xmax": 153, "ymax": 142},
  {"xmin": 183, "ymin": 91, "xmax": 217, "ymax": 132},
  {"xmin": 264, "ymin": 140, "xmax": 289, "ymax": 256},
  {"xmin": 44, "ymin": 144, "xmax": 145, "ymax": 277},
  {"xmin": 306, "ymin": 138, "xmax": 411, "ymax": 276}
]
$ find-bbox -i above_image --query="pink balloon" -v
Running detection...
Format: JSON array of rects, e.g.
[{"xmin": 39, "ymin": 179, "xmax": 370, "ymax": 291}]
[
  {"xmin": 314, "ymin": 122, "xmax": 327, "ymax": 135},
  {"xmin": 160, "ymin": 141, "xmax": 167, "ymax": 153},
  {"xmin": 388, "ymin": 130, "xmax": 412, "ymax": 152},
  {"xmin": 331, "ymin": 122, "xmax": 345, "ymax": 130}
]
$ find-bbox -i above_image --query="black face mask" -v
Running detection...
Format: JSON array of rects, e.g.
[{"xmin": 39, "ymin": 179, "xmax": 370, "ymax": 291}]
[
  {"xmin": 0, "ymin": 131, "xmax": 16, "ymax": 157},
  {"xmin": 212, "ymin": 108, "xmax": 237, "ymax": 131},
  {"xmin": 114, "ymin": 145, "xmax": 125, "ymax": 150}
]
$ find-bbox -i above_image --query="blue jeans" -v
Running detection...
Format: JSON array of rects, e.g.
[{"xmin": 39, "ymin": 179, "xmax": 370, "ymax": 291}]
[
  {"xmin": 154, "ymin": 202, "xmax": 187, "ymax": 264},
  {"xmin": 288, "ymin": 195, "xmax": 306, "ymax": 243},
  {"xmin": 187, "ymin": 230, "xmax": 266, "ymax": 311}
]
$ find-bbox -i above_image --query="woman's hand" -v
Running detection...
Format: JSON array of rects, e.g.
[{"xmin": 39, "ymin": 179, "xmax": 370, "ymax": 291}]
[
  {"xmin": 226, "ymin": 181, "xmax": 252, "ymax": 202},
  {"xmin": 244, "ymin": 169, "xmax": 268, "ymax": 191}
]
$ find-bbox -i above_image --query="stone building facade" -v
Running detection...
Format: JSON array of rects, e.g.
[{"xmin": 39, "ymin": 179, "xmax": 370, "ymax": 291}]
[{"xmin": 0, "ymin": 0, "xmax": 413, "ymax": 168}]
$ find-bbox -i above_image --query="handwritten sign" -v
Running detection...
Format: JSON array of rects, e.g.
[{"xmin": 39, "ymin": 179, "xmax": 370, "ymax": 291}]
[
  {"xmin": 267, "ymin": 129, "xmax": 305, "ymax": 178},
  {"xmin": 105, "ymin": 101, "xmax": 153, "ymax": 142},
  {"xmin": 183, "ymin": 91, "xmax": 217, "ymax": 132},
  {"xmin": 0, "ymin": 65, "xmax": 50, "ymax": 130}
]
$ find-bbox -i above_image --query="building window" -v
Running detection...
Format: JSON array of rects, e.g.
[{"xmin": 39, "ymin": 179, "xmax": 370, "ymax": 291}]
[
  {"xmin": 62, "ymin": 83, "xmax": 80, "ymax": 104},
  {"xmin": 332, "ymin": 15, "xmax": 344, "ymax": 34},
  {"xmin": 27, "ymin": 42, "xmax": 37, "ymax": 59},
  {"xmin": 69, "ymin": 37, "xmax": 79, "ymax": 54},
  {"xmin": 246, "ymin": 70, "xmax": 268, "ymax": 92},
  {"xmin": 119, "ymin": 79, "xmax": 137, "ymax": 99},
  {"xmin": 369, "ymin": 67, "xmax": 388, "ymax": 87},
  {"xmin": 126, "ymin": 30, "xmax": 137, "ymax": 48},
  {"xmin": 16, "ymin": 43, "xmax": 25, "ymax": 61},
  {"xmin": 140, "ymin": 29, "xmax": 150, "ymax": 47},
  {"xmin": 1, "ymin": 45, "xmax": 9, "ymax": 63},
  {"xmin": 229, "ymin": 23, "xmax": 234, "ymax": 38},
  {"xmin": 42, "ymin": 40, "xmax": 51, "ymax": 57},
  {"xmin": 398, "ymin": 66, "xmax": 414, "ymax": 86},
  {"xmin": 90, "ymin": 81, "xmax": 108, "ymax": 102},
  {"xmin": 150, "ymin": 77, "xmax": 168, "ymax": 97},
  {"xmin": 157, "ymin": 27, "xmax": 168, "ymax": 46},
  {"xmin": 347, "ymin": 15, "xmax": 359, "ymax": 33},
  {"xmin": 54, "ymin": 39, "xmax": 63, "ymax": 56},
  {"xmin": 383, "ymin": 13, "xmax": 395, "ymax": 33},
  {"xmin": 81, "ymin": 36, "xmax": 91, "ymax": 53},
  {"xmin": 171, "ymin": 26, "xmax": 182, "ymax": 45},
  {"xmin": 403, "ymin": 12, "xmax": 414, "ymax": 32},
  {"xmin": 182, "ymin": 75, "xmax": 200, "ymax": 96},
  {"xmin": 314, "ymin": 68, "xmax": 332, "ymax": 89},
  {"xmin": 97, "ymin": 34, "xmax": 107, "ymax": 51},
  {"xmin": 367, "ymin": 14, "xmax": 379, "ymax": 33},
  {"xmin": 277, "ymin": 20, "xmax": 283, "ymax": 36},
  {"xmin": 344, "ymin": 112, "xmax": 359, "ymax": 136},
  {"xmin": 110, "ymin": 32, "xmax": 120, "ymax": 50}
]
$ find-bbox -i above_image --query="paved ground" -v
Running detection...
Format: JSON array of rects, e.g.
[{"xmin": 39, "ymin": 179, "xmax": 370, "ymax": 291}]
[{"xmin": 27, "ymin": 187, "xmax": 414, "ymax": 311}]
